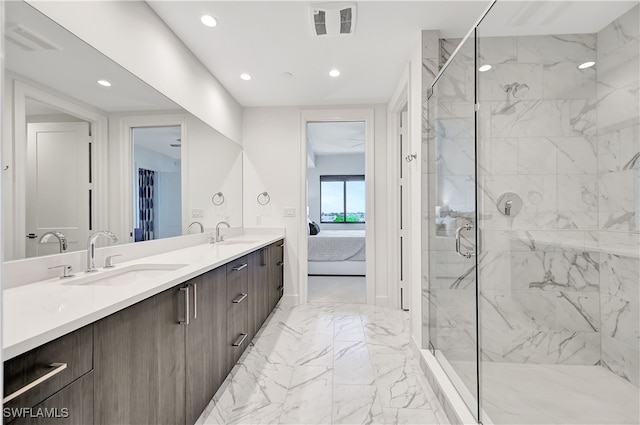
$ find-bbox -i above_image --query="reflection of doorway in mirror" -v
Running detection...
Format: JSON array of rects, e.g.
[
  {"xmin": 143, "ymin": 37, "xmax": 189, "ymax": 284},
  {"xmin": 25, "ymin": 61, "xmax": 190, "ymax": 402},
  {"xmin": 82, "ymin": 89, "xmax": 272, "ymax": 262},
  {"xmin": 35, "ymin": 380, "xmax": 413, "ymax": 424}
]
[
  {"xmin": 26, "ymin": 121, "xmax": 91, "ymax": 257},
  {"xmin": 132, "ymin": 126, "xmax": 182, "ymax": 241}
]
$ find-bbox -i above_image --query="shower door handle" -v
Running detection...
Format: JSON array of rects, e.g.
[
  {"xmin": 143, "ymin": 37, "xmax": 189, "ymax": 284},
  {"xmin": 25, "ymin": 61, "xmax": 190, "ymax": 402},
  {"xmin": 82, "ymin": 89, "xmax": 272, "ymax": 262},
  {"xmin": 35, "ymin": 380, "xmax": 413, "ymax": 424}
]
[{"xmin": 455, "ymin": 223, "xmax": 475, "ymax": 259}]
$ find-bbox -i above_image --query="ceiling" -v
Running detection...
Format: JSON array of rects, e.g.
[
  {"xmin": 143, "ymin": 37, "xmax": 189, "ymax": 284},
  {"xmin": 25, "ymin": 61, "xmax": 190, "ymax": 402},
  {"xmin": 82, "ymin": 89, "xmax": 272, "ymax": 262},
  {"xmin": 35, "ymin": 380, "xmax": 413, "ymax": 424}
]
[
  {"xmin": 147, "ymin": 0, "xmax": 637, "ymax": 108},
  {"xmin": 308, "ymin": 121, "xmax": 365, "ymax": 156},
  {"xmin": 147, "ymin": 1, "xmax": 491, "ymax": 107},
  {"xmin": 133, "ymin": 126, "xmax": 183, "ymax": 159},
  {"xmin": 5, "ymin": 1, "xmax": 178, "ymax": 112}
]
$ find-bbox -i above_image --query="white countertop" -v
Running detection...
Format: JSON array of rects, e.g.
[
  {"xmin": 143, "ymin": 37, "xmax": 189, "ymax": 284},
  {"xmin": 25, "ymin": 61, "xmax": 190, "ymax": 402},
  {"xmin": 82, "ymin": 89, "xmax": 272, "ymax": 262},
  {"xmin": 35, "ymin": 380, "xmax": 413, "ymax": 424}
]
[{"xmin": 3, "ymin": 233, "xmax": 284, "ymax": 360}]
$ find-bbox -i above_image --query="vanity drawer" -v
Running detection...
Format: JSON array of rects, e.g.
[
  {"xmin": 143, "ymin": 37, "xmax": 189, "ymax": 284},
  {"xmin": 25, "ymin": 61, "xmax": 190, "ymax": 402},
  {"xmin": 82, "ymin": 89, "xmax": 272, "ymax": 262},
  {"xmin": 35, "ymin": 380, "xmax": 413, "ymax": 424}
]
[
  {"xmin": 3, "ymin": 325, "xmax": 93, "ymax": 416},
  {"xmin": 226, "ymin": 317, "xmax": 249, "ymax": 369},
  {"xmin": 226, "ymin": 256, "xmax": 248, "ymax": 314}
]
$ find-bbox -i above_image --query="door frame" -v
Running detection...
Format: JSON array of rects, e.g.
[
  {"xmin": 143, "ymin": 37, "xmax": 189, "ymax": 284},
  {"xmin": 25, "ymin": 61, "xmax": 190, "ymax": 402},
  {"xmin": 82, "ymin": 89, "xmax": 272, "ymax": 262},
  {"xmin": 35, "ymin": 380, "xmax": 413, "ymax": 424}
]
[
  {"xmin": 387, "ymin": 66, "xmax": 410, "ymax": 309},
  {"xmin": 12, "ymin": 79, "xmax": 108, "ymax": 259},
  {"xmin": 115, "ymin": 113, "xmax": 186, "ymax": 243},
  {"xmin": 298, "ymin": 108, "xmax": 375, "ymax": 305}
]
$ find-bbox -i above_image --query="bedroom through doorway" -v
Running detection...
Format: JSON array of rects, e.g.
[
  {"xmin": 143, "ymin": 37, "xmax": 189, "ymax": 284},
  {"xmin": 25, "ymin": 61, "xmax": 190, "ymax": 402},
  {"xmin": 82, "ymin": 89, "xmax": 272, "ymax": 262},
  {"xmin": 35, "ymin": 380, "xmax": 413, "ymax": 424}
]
[{"xmin": 306, "ymin": 121, "xmax": 367, "ymax": 303}]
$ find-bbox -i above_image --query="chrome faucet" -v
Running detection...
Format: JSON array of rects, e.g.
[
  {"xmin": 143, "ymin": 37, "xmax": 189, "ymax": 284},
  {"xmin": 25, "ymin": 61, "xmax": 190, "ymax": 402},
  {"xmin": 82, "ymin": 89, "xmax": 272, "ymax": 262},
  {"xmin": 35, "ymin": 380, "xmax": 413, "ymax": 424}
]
[
  {"xmin": 39, "ymin": 231, "xmax": 68, "ymax": 253},
  {"xmin": 86, "ymin": 231, "xmax": 118, "ymax": 273},
  {"xmin": 215, "ymin": 221, "xmax": 230, "ymax": 242},
  {"xmin": 188, "ymin": 221, "xmax": 204, "ymax": 234}
]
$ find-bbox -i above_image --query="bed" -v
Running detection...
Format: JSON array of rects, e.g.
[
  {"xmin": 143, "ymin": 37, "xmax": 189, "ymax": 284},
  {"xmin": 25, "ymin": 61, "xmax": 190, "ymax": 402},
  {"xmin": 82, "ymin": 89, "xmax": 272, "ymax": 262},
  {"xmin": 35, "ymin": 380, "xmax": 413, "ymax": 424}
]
[{"xmin": 308, "ymin": 229, "xmax": 366, "ymax": 276}]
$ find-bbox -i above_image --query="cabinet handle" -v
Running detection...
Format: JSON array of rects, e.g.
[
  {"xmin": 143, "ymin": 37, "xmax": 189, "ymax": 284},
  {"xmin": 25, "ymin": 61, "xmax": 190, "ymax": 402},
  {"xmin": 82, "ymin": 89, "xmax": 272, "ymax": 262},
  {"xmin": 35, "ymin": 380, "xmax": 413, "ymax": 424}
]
[
  {"xmin": 232, "ymin": 293, "xmax": 248, "ymax": 304},
  {"xmin": 277, "ymin": 261, "xmax": 284, "ymax": 267},
  {"xmin": 232, "ymin": 333, "xmax": 248, "ymax": 347},
  {"xmin": 192, "ymin": 283, "xmax": 198, "ymax": 320},
  {"xmin": 277, "ymin": 285, "xmax": 284, "ymax": 291},
  {"xmin": 232, "ymin": 263, "xmax": 248, "ymax": 271},
  {"xmin": 278, "ymin": 243, "xmax": 284, "ymax": 248},
  {"xmin": 3, "ymin": 362, "xmax": 67, "ymax": 403},
  {"xmin": 260, "ymin": 249, "xmax": 266, "ymax": 267},
  {"xmin": 179, "ymin": 287, "xmax": 190, "ymax": 325}
]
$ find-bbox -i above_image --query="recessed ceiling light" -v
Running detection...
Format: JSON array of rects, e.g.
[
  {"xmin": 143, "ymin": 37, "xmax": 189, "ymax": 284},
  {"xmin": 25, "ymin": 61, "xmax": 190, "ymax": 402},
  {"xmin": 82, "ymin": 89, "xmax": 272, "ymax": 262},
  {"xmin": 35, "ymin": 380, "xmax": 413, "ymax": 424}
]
[
  {"xmin": 329, "ymin": 69, "xmax": 341, "ymax": 77},
  {"xmin": 578, "ymin": 61, "xmax": 595, "ymax": 69},
  {"xmin": 200, "ymin": 15, "xmax": 218, "ymax": 27},
  {"xmin": 240, "ymin": 73, "xmax": 252, "ymax": 81},
  {"xmin": 97, "ymin": 80, "xmax": 111, "ymax": 87},
  {"xmin": 478, "ymin": 64, "xmax": 492, "ymax": 72}
]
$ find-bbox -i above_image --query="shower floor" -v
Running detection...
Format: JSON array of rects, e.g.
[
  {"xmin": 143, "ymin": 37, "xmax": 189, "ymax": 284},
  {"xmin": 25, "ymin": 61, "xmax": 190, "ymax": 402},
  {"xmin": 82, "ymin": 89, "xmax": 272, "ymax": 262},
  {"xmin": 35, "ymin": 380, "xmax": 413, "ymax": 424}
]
[{"xmin": 449, "ymin": 360, "xmax": 640, "ymax": 424}]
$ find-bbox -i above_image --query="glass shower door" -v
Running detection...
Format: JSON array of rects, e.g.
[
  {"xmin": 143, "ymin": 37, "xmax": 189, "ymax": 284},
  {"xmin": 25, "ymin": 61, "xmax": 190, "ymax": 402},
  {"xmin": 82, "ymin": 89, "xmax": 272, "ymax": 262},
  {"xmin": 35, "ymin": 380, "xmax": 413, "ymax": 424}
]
[{"xmin": 427, "ymin": 33, "xmax": 480, "ymax": 420}]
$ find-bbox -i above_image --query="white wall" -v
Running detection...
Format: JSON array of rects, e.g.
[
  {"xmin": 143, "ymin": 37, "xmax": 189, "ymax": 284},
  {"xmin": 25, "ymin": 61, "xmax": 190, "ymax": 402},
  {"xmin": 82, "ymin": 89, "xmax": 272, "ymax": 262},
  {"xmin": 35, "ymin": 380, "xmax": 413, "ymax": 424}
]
[
  {"xmin": 243, "ymin": 105, "xmax": 389, "ymax": 305},
  {"xmin": 307, "ymin": 153, "xmax": 365, "ymax": 230},
  {"xmin": 26, "ymin": 1, "xmax": 243, "ymax": 144}
]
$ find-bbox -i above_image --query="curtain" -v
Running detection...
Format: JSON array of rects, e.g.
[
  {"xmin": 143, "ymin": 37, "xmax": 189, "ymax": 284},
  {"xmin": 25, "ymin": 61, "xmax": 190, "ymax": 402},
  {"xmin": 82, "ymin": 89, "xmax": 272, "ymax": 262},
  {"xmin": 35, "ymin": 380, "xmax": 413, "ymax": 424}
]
[{"xmin": 138, "ymin": 168, "xmax": 155, "ymax": 241}]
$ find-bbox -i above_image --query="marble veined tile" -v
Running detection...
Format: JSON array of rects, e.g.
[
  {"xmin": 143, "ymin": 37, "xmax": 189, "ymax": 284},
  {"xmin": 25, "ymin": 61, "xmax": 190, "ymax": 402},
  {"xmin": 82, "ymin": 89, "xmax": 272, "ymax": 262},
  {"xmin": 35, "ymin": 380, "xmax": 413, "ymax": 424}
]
[
  {"xmin": 600, "ymin": 254, "xmax": 640, "ymax": 304},
  {"xmin": 556, "ymin": 292, "xmax": 600, "ymax": 332},
  {"xmin": 279, "ymin": 366, "xmax": 333, "ymax": 424},
  {"xmin": 557, "ymin": 174, "xmax": 598, "ymax": 213},
  {"xmin": 598, "ymin": 4, "xmax": 639, "ymax": 58},
  {"xmin": 481, "ymin": 329, "xmax": 600, "ymax": 365},
  {"xmin": 477, "ymin": 63, "xmax": 543, "ymax": 102},
  {"xmin": 480, "ymin": 290, "xmax": 557, "ymax": 331},
  {"xmin": 477, "ymin": 36, "xmax": 518, "ymax": 65},
  {"xmin": 382, "ymin": 408, "xmax": 440, "ymax": 425},
  {"xmin": 598, "ymin": 169, "xmax": 637, "ymax": 212},
  {"xmin": 601, "ymin": 294, "xmax": 639, "ymax": 343},
  {"xmin": 602, "ymin": 335, "xmax": 640, "ymax": 386},
  {"xmin": 517, "ymin": 137, "xmax": 557, "ymax": 174},
  {"xmin": 543, "ymin": 62, "xmax": 596, "ymax": 100},
  {"xmin": 556, "ymin": 136, "xmax": 597, "ymax": 175},
  {"xmin": 517, "ymin": 34, "xmax": 596, "ymax": 64},
  {"xmin": 332, "ymin": 384, "xmax": 385, "ymax": 424},
  {"xmin": 373, "ymin": 354, "xmax": 431, "ymax": 409},
  {"xmin": 295, "ymin": 331, "xmax": 334, "ymax": 367},
  {"xmin": 334, "ymin": 340, "xmax": 375, "ymax": 385}
]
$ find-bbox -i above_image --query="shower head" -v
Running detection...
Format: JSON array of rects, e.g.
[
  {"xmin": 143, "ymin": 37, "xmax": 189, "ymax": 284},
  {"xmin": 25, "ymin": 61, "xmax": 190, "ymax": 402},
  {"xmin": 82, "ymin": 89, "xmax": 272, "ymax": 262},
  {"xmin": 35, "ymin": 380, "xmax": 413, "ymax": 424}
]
[{"xmin": 504, "ymin": 82, "xmax": 529, "ymax": 98}]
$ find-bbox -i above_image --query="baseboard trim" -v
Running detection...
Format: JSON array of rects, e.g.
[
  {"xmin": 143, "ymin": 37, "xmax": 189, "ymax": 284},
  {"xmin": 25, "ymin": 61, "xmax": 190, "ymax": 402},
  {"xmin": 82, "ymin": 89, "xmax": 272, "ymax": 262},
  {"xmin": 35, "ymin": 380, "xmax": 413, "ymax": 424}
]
[
  {"xmin": 375, "ymin": 295, "xmax": 388, "ymax": 307},
  {"xmin": 308, "ymin": 274, "xmax": 366, "ymax": 277}
]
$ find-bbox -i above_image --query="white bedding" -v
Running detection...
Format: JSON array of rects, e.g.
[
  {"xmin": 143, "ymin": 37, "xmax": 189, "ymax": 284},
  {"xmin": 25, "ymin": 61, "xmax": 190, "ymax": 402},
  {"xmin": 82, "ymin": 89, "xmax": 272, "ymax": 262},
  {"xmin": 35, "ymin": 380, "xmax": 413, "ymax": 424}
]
[{"xmin": 308, "ymin": 230, "xmax": 366, "ymax": 262}]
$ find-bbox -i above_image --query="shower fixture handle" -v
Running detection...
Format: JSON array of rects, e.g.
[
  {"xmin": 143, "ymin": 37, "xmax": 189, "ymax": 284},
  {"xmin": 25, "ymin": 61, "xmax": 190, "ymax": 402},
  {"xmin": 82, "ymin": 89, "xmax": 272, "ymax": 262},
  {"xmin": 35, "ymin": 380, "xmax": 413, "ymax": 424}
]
[{"xmin": 455, "ymin": 223, "xmax": 474, "ymax": 259}]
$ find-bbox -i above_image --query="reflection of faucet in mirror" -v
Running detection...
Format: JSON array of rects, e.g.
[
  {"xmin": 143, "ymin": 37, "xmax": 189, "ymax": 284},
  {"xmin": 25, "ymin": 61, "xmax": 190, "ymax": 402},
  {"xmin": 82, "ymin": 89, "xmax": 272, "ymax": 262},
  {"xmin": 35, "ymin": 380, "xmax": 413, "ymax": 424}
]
[
  {"xmin": 505, "ymin": 200, "xmax": 513, "ymax": 216},
  {"xmin": 39, "ymin": 231, "xmax": 68, "ymax": 253},
  {"xmin": 188, "ymin": 221, "xmax": 204, "ymax": 234},
  {"xmin": 215, "ymin": 221, "xmax": 230, "ymax": 242},
  {"xmin": 86, "ymin": 231, "xmax": 118, "ymax": 273}
]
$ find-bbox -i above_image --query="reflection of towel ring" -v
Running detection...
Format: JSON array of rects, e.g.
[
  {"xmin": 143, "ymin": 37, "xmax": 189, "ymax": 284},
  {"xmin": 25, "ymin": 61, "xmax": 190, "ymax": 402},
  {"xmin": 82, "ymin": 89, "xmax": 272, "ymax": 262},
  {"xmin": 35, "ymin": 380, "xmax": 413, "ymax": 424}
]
[
  {"xmin": 212, "ymin": 192, "xmax": 225, "ymax": 206},
  {"xmin": 257, "ymin": 191, "xmax": 270, "ymax": 205}
]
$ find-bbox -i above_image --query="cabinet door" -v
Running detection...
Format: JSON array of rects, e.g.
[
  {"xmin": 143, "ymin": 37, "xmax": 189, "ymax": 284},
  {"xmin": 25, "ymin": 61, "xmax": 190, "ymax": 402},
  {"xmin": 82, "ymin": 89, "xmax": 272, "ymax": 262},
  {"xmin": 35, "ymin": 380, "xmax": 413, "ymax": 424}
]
[
  {"xmin": 93, "ymin": 288, "xmax": 186, "ymax": 425},
  {"xmin": 10, "ymin": 372, "xmax": 94, "ymax": 425},
  {"xmin": 248, "ymin": 248, "xmax": 269, "ymax": 341},
  {"xmin": 185, "ymin": 268, "xmax": 227, "ymax": 425},
  {"xmin": 269, "ymin": 241, "xmax": 284, "ymax": 310}
]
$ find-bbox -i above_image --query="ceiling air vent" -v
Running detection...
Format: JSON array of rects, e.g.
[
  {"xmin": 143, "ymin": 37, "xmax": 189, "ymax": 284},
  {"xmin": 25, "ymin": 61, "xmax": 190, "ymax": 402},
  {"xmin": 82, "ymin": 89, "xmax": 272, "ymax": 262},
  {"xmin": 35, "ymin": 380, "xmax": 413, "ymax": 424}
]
[
  {"xmin": 6, "ymin": 25, "xmax": 61, "ymax": 51},
  {"xmin": 310, "ymin": 3, "xmax": 356, "ymax": 37}
]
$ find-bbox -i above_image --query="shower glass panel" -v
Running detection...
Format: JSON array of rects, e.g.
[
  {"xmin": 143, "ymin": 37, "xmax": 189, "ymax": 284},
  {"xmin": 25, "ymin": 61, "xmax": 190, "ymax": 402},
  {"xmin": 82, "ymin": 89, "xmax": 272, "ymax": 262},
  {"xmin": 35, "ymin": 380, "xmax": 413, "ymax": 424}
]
[
  {"xmin": 427, "ymin": 33, "xmax": 479, "ymax": 420},
  {"xmin": 476, "ymin": 2, "xmax": 640, "ymax": 424}
]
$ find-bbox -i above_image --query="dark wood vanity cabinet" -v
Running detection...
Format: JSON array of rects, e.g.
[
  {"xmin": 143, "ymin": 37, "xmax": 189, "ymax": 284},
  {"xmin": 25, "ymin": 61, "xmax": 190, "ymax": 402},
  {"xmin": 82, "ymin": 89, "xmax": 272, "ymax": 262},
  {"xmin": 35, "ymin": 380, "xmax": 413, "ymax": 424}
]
[
  {"xmin": 185, "ymin": 267, "xmax": 227, "ymax": 425},
  {"xmin": 93, "ymin": 286, "xmax": 186, "ymax": 425},
  {"xmin": 4, "ymin": 239, "xmax": 284, "ymax": 425},
  {"xmin": 3, "ymin": 326, "xmax": 93, "ymax": 425}
]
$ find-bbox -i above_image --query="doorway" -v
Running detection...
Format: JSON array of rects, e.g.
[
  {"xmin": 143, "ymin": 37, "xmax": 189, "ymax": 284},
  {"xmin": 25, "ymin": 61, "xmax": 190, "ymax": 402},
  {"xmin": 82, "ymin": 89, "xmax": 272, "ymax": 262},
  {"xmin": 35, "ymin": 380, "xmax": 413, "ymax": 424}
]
[
  {"xmin": 131, "ymin": 125, "xmax": 182, "ymax": 241},
  {"xmin": 299, "ymin": 108, "xmax": 375, "ymax": 306},
  {"xmin": 306, "ymin": 121, "xmax": 367, "ymax": 303}
]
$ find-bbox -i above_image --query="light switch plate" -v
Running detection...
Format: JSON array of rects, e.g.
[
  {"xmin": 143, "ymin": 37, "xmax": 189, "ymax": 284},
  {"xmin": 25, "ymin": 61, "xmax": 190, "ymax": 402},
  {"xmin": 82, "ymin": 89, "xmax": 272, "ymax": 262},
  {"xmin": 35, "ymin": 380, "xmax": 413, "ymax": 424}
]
[{"xmin": 283, "ymin": 208, "xmax": 296, "ymax": 217}]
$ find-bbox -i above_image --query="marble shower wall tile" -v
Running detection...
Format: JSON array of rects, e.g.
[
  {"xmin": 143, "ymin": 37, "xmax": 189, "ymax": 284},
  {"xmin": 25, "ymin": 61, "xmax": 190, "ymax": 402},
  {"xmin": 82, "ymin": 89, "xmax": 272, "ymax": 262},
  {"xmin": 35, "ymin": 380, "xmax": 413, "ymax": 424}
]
[{"xmin": 517, "ymin": 34, "xmax": 596, "ymax": 64}]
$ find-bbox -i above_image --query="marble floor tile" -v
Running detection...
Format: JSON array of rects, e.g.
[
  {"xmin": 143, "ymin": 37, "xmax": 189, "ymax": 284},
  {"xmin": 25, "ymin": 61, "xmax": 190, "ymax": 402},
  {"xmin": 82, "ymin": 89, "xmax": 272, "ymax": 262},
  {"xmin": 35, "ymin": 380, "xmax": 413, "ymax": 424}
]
[
  {"xmin": 198, "ymin": 303, "xmax": 449, "ymax": 425},
  {"xmin": 279, "ymin": 366, "xmax": 333, "ymax": 424},
  {"xmin": 308, "ymin": 276, "xmax": 367, "ymax": 304}
]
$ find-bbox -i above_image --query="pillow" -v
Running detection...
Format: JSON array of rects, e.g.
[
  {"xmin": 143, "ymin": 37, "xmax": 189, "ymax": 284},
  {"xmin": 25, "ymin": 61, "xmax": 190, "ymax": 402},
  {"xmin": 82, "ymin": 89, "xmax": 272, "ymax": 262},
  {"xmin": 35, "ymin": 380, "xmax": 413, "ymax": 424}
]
[{"xmin": 309, "ymin": 221, "xmax": 320, "ymax": 235}]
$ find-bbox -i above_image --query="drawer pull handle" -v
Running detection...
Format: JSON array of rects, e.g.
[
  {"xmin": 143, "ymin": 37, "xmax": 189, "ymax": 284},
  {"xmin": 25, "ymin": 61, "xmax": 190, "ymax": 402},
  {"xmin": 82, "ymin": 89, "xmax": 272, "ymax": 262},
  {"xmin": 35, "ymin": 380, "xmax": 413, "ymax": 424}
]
[
  {"xmin": 277, "ymin": 261, "xmax": 284, "ymax": 267},
  {"xmin": 278, "ymin": 243, "xmax": 284, "ymax": 248},
  {"xmin": 192, "ymin": 283, "xmax": 198, "ymax": 320},
  {"xmin": 3, "ymin": 362, "xmax": 67, "ymax": 404},
  {"xmin": 232, "ymin": 263, "xmax": 247, "ymax": 271},
  {"xmin": 179, "ymin": 287, "xmax": 190, "ymax": 325},
  {"xmin": 232, "ymin": 333, "xmax": 248, "ymax": 347},
  {"xmin": 277, "ymin": 285, "xmax": 284, "ymax": 290},
  {"xmin": 232, "ymin": 293, "xmax": 248, "ymax": 304}
]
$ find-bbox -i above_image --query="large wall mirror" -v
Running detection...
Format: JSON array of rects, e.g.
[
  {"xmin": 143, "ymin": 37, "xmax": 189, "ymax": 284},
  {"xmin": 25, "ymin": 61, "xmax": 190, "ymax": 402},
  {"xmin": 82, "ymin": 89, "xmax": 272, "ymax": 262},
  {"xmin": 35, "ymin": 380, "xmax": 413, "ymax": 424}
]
[{"xmin": 2, "ymin": 1, "xmax": 243, "ymax": 261}]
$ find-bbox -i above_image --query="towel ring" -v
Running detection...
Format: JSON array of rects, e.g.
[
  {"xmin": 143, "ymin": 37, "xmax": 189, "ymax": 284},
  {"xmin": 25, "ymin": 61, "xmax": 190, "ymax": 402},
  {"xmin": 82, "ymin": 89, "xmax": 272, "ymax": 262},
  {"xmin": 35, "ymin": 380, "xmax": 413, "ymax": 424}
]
[
  {"xmin": 257, "ymin": 191, "xmax": 270, "ymax": 205},
  {"xmin": 212, "ymin": 192, "xmax": 225, "ymax": 206}
]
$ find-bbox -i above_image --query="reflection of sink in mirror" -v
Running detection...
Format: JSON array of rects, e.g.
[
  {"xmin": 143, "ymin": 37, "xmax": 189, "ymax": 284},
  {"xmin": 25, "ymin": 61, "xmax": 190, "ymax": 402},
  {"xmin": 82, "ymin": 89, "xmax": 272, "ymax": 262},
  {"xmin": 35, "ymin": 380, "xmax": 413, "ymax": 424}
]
[
  {"xmin": 64, "ymin": 263, "xmax": 187, "ymax": 287},
  {"xmin": 218, "ymin": 240, "xmax": 259, "ymax": 245}
]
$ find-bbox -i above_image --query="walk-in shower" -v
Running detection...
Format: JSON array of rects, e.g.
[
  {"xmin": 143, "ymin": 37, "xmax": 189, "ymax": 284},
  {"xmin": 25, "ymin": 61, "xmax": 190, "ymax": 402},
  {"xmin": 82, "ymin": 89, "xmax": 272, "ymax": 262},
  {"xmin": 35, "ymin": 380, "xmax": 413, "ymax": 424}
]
[{"xmin": 424, "ymin": 1, "xmax": 640, "ymax": 424}]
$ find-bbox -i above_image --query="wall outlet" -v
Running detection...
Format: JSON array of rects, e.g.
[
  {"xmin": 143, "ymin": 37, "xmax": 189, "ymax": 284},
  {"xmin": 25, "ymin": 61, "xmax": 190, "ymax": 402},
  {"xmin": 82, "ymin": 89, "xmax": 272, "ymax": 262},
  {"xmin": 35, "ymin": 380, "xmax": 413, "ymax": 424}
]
[
  {"xmin": 191, "ymin": 209, "xmax": 204, "ymax": 218},
  {"xmin": 283, "ymin": 208, "xmax": 296, "ymax": 217}
]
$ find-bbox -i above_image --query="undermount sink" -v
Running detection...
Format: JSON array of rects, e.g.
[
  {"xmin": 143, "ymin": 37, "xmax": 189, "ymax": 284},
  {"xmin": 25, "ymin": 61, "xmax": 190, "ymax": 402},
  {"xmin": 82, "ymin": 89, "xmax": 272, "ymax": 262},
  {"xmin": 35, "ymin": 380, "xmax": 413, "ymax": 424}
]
[
  {"xmin": 64, "ymin": 263, "xmax": 188, "ymax": 287},
  {"xmin": 217, "ymin": 239, "xmax": 259, "ymax": 245}
]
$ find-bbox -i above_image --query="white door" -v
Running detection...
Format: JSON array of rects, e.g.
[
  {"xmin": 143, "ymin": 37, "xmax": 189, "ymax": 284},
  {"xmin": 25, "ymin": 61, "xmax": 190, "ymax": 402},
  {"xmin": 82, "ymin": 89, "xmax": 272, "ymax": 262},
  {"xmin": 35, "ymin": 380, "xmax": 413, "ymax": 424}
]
[
  {"xmin": 26, "ymin": 122, "xmax": 91, "ymax": 257},
  {"xmin": 399, "ymin": 111, "xmax": 410, "ymax": 310}
]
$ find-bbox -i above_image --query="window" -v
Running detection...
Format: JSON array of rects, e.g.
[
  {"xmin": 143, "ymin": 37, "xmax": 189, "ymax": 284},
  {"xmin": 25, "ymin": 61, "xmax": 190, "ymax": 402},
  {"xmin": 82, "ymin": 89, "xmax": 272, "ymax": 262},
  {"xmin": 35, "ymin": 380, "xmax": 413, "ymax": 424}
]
[{"xmin": 320, "ymin": 175, "xmax": 365, "ymax": 223}]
